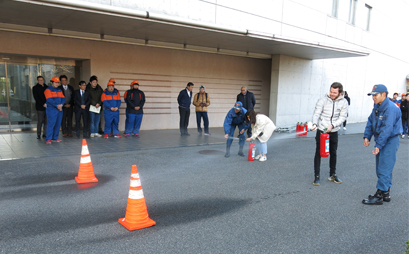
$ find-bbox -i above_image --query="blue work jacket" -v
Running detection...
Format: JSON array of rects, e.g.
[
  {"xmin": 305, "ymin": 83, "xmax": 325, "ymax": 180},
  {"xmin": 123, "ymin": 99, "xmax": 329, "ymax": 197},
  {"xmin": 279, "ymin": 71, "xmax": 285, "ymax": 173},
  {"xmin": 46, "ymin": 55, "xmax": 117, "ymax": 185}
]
[{"xmin": 364, "ymin": 98, "xmax": 402, "ymax": 149}]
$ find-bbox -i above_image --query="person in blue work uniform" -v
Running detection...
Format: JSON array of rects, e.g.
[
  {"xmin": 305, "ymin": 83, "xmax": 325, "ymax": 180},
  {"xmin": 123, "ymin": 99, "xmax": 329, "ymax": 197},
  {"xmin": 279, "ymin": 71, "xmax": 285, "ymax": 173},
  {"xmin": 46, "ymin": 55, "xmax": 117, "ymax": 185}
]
[
  {"xmin": 101, "ymin": 81, "xmax": 121, "ymax": 139},
  {"xmin": 126, "ymin": 80, "xmax": 145, "ymax": 137},
  {"xmin": 44, "ymin": 76, "xmax": 65, "ymax": 144},
  {"xmin": 362, "ymin": 84, "xmax": 402, "ymax": 205},
  {"xmin": 224, "ymin": 101, "xmax": 248, "ymax": 158}
]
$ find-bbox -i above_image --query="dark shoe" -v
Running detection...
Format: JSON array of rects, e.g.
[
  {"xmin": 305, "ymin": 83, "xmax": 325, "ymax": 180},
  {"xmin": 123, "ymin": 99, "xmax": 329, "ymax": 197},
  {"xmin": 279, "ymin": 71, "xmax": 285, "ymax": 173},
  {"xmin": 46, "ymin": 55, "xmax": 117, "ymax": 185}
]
[
  {"xmin": 363, "ymin": 189, "xmax": 384, "ymax": 205},
  {"xmin": 67, "ymin": 134, "xmax": 73, "ymax": 137},
  {"xmin": 369, "ymin": 189, "xmax": 391, "ymax": 202},
  {"xmin": 63, "ymin": 133, "xmax": 67, "ymax": 137},
  {"xmin": 225, "ymin": 146, "xmax": 231, "ymax": 158},
  {"xmin": 383, "ymin": 188, "xmax": 391, "ymax": 202},
  {"xmin": 313, "ymin": 176, "xmax": 320, "ymax": 186},
  {"xmin": 37, "ymin": 135, "xmax": 41, "ymax": 139},
  {"xmin": 185, "ymin": 133, "xmax": 190, "ymax": 136},
  {"xmin": 42, "ymin": 134, "xmax": 46, "ymax": 138},
  {"xmin": 328, "ymin": 174, "xmax": 342, "ymax": 184},
  {"xmin": 238, "ymin": 146, "xmax": 245, "ymax": 157}
]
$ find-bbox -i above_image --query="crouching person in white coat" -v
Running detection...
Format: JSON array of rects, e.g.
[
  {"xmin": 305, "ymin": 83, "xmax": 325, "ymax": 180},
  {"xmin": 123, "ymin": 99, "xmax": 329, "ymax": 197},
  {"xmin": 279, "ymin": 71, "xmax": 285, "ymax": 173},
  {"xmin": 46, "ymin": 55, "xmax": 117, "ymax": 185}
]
[{"xmin": 245, "ymin": 110, "xmax": 276, "ymax": 161}]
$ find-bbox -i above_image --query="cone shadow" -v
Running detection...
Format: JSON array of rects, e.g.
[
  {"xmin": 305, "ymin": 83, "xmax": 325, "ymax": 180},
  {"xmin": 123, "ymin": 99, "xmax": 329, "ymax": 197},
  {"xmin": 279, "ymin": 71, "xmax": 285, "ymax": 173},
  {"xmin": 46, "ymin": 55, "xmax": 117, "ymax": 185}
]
[
  {"xmin": 1, "ymin": 197, "xmax": 250, "ymax": 240},
  {"xmin": 0, "ymin": 174, "xmax": 113, "ymax": 200}
]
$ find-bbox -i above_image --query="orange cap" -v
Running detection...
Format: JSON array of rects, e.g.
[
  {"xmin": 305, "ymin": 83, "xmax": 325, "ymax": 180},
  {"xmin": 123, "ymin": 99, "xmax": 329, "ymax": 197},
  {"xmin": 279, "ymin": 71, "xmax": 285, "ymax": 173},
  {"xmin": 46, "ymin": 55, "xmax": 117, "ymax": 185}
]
[
  {"xmin": 109, "ymin": 78, "xmax": 116, "ymax": 83},
  {"xmin": 107, "ymin": 81, "xmax": 115, "ymax": 87},
  {"xmin": 402, "ymin": 93, "xmax": 406, "ymax": 96},
  {"xmin": 131, "ymin": 80, "xmax": 139, "ymax": 86},
  {"xmin": 51, "ymin": 76, "xmax": 60, "ymax": 83}
]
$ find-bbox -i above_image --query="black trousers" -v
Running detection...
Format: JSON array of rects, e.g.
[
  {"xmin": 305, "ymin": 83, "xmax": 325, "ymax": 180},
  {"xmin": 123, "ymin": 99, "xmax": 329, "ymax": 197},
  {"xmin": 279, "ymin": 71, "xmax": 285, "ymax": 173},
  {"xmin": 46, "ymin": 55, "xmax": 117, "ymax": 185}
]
[
  {"xmin": 314, "ymin": 130, "xmax": 338, "ymax": 176},
  {"xmin": 75, "ymin": 109, "xmax": 89, "ymax": 137},
  {"xmin": 61, "ymin": 106, "xmax": 73, "ymax": 134},
  {"xmin": 36, "ymin": 110, "xmax": 47, "ymax": 136},
  {"xmin": 179, "ymin": 106, "xmax": 190, "ymax": 134}
]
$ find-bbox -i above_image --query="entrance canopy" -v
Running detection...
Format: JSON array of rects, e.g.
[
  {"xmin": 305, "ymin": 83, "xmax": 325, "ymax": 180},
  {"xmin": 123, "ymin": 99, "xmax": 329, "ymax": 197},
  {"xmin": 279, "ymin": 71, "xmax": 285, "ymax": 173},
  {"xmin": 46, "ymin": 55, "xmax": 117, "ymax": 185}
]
[{"xmin": 0, "ymin": 0, "xmax": 369, "ymax": 59}]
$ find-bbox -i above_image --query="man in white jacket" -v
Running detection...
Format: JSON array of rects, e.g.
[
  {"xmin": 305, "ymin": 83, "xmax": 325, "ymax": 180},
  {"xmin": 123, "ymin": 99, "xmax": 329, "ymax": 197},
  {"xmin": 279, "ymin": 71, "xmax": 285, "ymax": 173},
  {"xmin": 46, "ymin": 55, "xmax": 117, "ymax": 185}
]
[{"xmin": 311, "ymin": 82, "xmax": 348, "ymax": 186}]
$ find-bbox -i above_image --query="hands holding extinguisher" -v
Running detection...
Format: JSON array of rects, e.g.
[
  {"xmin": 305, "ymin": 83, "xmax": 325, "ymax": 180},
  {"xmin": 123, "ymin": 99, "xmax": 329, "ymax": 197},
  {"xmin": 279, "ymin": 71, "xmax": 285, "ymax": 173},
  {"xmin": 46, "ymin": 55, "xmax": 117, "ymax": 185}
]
[
  {"xmin": 310, "ymin": 124, "xmax": 333, "ymax": 133},
  {"xmin": 363, "ymin": 138, "xmax": 380, "ymax": 155}
]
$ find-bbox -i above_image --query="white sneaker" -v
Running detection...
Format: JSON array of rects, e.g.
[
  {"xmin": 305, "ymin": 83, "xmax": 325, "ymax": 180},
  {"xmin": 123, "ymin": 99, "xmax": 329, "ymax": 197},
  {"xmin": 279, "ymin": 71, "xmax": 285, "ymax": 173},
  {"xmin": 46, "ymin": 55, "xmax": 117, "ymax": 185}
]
[
  {"xmin": 254, "ymin": 154, "xmax": 261, "ymax": 160},
  {"xmin": 90, "ymin": 134, "xmax": 95, "ymax": 138},
  {"xmin": 259, "ymin": 156, "xmax": 267, "ymax": 162},
  {"xmin": 402, "ymin": 134, "xmax": 405, "ymax": 138},
  {"xmin": 94, "ymin": 133, "xmax": 102, "ymax": 137},
  {"xmin": 343, "ymin": 127, "xmax": 347, "ymax": 130}
]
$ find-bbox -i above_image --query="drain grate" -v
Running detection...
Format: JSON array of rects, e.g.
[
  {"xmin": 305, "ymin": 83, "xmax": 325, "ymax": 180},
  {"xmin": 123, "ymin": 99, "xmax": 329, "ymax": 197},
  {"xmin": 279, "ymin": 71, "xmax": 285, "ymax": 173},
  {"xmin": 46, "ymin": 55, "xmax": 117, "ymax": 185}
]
[{"xmin": 198, "ymin": 150, "xmax": 225, "ymax": 155}]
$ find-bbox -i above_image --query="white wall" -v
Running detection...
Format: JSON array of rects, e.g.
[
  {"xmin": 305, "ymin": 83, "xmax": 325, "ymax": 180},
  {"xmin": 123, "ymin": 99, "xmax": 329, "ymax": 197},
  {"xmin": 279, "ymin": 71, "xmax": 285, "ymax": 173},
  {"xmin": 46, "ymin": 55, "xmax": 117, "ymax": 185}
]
[{"xmin": 14, "ymin": 0, "xmax": 409, "ymax": 128}]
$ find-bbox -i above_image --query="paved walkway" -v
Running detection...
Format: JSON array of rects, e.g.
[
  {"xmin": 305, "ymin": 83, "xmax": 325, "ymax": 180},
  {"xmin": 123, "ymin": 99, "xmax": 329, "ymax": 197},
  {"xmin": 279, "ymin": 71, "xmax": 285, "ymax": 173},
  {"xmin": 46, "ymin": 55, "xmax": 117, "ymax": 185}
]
[{"xmin": 0, "ymin": 122, "xmax": 368, "ymax": 160}]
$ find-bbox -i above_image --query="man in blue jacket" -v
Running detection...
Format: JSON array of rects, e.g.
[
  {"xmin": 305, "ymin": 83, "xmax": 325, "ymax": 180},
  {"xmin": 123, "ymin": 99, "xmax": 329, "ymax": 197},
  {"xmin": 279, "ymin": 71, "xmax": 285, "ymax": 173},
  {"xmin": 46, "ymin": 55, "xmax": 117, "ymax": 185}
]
[
  {"xmin": 224, "ymin": 101, "xmax": 248, "ymax": 158},
  {"xmin": 177, "ymin": 82, "xmax": 194, "ymax": 136},
  {"xmin": 362, "ymin": 84, "xmax": 402, "ymax": 205},
  {"xmin": 44, "ymin": 77, "xmax": 65, "ymax": 144},
  {"xmin": 101, "ymin": 81, "xmax": 121, "ymax": 138}
]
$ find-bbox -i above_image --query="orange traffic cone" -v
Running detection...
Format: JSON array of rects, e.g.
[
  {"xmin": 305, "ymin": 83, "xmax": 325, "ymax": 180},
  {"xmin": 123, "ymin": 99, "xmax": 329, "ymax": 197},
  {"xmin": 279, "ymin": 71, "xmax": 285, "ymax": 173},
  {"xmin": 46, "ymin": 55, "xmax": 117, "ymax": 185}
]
[
  {"xmin": 118, "ymin": 165, "xmax": 156, "ymax": 231},
  {"xmin": 75, "ymin": 139, "xmax": 98, "ymax": 183}
]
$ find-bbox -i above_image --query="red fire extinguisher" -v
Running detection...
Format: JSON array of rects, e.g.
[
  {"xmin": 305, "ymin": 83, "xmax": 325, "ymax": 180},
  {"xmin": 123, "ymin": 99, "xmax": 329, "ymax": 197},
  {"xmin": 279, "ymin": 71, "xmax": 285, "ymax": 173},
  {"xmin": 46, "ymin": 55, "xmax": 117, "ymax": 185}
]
[
  {"xmin": 248, "ymin": 141, "xmax": 256, "ymax": 161},
  {"xmin": 304, "ymin": 122, "xmax": 308, "ymax": 136},
  {"xmin": 296, "ymin": 122, "xmax": 300, "ymax": 137},
  {"xmin": 320, "ymin": 130, "xmax": 329, "ymax": 158}
]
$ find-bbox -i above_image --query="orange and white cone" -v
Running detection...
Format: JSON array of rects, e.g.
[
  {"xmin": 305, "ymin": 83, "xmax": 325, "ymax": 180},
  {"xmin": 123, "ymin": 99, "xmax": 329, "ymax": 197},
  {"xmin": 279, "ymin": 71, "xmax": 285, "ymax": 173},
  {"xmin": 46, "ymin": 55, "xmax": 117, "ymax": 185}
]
[
  {"xmin": 118, "ymin": 165, "xmax": 156, "ymax": 231},
  {"xmin": 75, "ymin": 139, "xmax": 98, "ymax": 183}
]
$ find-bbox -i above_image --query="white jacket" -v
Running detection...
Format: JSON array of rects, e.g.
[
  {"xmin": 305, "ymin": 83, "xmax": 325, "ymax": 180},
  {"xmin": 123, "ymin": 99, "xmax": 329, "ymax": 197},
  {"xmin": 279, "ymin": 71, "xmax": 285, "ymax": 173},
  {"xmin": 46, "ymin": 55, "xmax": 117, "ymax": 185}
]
[
  {"xmin": 312, "ymin": 93, "xmax": 349, "ymax": 132},
  {"xmin": 250, "ymin": 114, "xmax": 276, "ymax": 143}
]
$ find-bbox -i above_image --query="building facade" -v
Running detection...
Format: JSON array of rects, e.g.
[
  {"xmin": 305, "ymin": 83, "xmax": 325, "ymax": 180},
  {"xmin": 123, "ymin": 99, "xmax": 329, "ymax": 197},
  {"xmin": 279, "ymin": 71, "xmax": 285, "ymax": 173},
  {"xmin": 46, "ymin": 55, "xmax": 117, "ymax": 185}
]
[{"xmin": 0, "ymin": 0, "xmax": 408, "ymax": 132}]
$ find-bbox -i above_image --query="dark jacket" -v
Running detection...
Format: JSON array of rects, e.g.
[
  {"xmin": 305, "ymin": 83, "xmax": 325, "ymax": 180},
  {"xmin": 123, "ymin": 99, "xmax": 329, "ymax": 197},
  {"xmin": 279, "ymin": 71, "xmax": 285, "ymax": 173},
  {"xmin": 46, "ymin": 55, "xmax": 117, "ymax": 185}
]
[
  {"xmin": 364, "ymin": 98, "xmax": 402, "ymax": 150},
  {"xmin": 73, "ymin": 89, "xmax": 90, "ymax": 112},
  {"xmin": 59, "ymin": 84, "xmax": 75, "ymax": 106},
  {"xmin": 32, "ymin": 83, "xmax": 48, "ymax": 111},
  {"xmin": 223, "ymin": 108, "xmax": 249, "ymax": 134},
  {"xmin": 177, "ymin": 88, "xmax": 192, "ymax": 108},
  {"xmin": 237, "ymin": 91, "xmax": 256, "ymax": 110},
  {"xmin": 344, "ymin": 95, "xmax": 350, "ymax": 105},
  {"xmin": 400, "ymin": 100, "xmax": 408, "ymax": 119},
  {"xmin": 86, "ymin": 83, "xmax": 104, "ymax": 106},
  {"xmin": 126, "ymin": 88, "xmax": 145, "ymax": 114}
]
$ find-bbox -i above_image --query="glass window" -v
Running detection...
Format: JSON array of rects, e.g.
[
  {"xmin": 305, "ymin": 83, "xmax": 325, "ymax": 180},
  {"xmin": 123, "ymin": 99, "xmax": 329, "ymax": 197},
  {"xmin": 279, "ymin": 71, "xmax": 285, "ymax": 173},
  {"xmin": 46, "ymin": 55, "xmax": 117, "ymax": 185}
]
[
  {"xmin": 365, "ymin": 4, "xmax": 372, "ymax": 31},
  {"xmin": 332, "ymin": 0, "xmax": 357, "ymax": 25}
]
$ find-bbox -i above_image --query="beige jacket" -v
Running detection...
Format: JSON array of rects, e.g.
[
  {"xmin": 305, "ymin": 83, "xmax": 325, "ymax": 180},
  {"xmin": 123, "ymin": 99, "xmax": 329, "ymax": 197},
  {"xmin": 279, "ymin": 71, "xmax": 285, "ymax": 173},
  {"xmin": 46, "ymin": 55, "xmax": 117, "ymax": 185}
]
[
  {"xmin": 193, "ymin": 92, "xmax": 210, "ymax": 112},
  {"xmin": 250, "ymin": 114, "xmax": 276, "ymax": 143}
]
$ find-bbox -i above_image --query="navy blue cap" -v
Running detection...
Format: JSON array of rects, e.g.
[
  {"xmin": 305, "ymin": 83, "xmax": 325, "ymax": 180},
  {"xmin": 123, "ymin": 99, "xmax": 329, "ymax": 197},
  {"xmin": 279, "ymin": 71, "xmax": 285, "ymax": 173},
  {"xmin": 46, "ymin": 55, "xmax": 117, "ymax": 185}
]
[
  {"xmin": 367, "ymin": 84, "xmax": 388, "ymax": 95},
  {"xmin": 234, "ymin": 101, "xmax": 242, "ymax": 110}
]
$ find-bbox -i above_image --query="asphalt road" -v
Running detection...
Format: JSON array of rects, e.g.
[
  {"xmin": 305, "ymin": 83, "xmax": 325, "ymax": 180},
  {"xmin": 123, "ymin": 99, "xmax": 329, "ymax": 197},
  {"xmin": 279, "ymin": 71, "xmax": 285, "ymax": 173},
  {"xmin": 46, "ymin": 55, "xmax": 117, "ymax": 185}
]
[{"xmin": 1, "ymin": 134, "xmax": 408, "ymax": 253}]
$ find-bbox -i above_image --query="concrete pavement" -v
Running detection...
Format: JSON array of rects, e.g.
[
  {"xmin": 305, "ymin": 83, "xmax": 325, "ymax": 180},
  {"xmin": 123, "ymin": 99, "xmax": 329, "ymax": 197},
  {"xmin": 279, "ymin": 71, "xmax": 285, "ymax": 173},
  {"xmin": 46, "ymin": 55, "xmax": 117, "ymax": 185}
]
[{"xmin": 0, "ymin": 123, "xmax": 408, "ymax": 253}]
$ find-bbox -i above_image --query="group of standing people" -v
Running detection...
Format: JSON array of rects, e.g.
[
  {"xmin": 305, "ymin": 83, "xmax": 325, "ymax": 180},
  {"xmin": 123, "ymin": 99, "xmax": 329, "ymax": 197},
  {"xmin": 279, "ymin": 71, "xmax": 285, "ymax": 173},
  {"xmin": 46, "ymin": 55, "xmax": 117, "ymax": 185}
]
[
  {"xmin": 397, "ymin": 93, "xmax": 408, "ymax": 138},
  {"xmin": 34, "ymin": 76, "xmax": 403, "ymax": 205},
  {"xmin": 33, "ymin": 75, "xmax": 145, "ymax": 144}
]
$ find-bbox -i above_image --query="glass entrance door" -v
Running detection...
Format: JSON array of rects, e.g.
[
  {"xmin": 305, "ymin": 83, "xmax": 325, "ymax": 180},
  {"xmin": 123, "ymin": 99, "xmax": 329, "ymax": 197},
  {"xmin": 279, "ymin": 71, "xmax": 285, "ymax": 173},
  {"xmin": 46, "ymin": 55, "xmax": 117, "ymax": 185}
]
[
  {"xmin": 6, "ymin": 64, "xmax": 38, "ymax": 130},
  {"xmin": 0, "ymin": 56, "xmax": 78, "ymax": 132}
]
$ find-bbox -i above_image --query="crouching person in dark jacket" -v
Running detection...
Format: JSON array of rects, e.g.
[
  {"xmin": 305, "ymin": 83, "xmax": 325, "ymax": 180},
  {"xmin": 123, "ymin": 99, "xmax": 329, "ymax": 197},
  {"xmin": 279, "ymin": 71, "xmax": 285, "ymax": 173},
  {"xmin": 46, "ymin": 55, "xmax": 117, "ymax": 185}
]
[
  {"xmin": 126, "ymin": 80, "xmax": 145, "ymax": 137},
  {"xmin": 223, "ymin": 101, "xmax": 249, "ymax": 158}
]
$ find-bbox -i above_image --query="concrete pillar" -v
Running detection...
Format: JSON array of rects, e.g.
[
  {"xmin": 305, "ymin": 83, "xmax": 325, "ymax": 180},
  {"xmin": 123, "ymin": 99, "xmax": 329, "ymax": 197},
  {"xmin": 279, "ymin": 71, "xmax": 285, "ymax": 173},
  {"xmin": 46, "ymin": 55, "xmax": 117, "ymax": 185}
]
[{"xmin": 269, "ymin": 55, "xmax": 280, "ymax": 124}]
